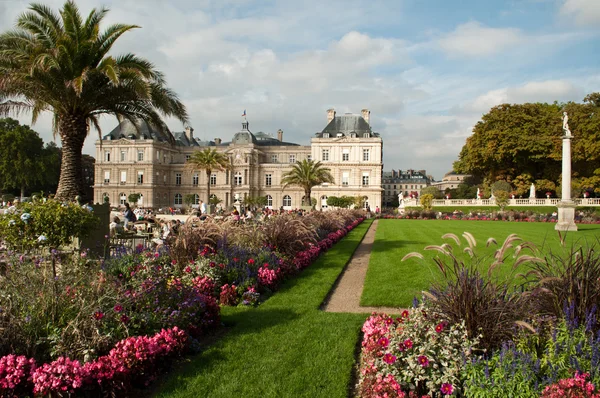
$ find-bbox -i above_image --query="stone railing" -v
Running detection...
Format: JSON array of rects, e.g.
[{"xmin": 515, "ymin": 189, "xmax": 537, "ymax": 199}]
[{"xmin": 400, "ymin": 198, "xmax": 600, "ymax": 207}]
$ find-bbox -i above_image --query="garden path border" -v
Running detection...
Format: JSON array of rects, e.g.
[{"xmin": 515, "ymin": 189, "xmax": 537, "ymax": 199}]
[{"xmin": 322, "ymin": 219, "xmax": 405, "ymax": 314}]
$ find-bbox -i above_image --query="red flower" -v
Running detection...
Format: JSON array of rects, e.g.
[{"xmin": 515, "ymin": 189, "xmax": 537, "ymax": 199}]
[
  {"xmin": 401, "ymin": 310, "xmax": 409, "ymax": 318},
  {"xmin": 377, "ymin": 337, "xmax": 389, "ymax": 348},
  {"xmin": 435, "ymin": 322, "xmax": 446, "ymax": 333},
  {"xmin": 441, "ymin": 383, "xmax": 454, "ymax": 395},
  {"xmin": 247, "ymin": 258, "xmax": 255, "ymax": 265},
  {"xmin": 209, "ymin": 262, "xmax": 216, "ymax": 268},
  {"xmin": 383, "ymin": 353, "xmax": 397, "ymax": 364},
  {"xmin": 120, "ymin": 314, "xmax": 129, "ymax": 323},
  {"xmin": 417, "ymin": 355, "xmax": 429, "ymax": 367},
  {"xmin": 93, "ymin": 311, "xmax": 104, "ymax": 320},
  {"xmin": 184, "ymin": 266, "xmax": 192, "ymax": 273},
  {"xmin": 403, "ymin": 339, "xmax": 413, "ymax": 349},
  {"xmin": 113, "ymin": 305, "xmax": 123, "ymax": 313}
]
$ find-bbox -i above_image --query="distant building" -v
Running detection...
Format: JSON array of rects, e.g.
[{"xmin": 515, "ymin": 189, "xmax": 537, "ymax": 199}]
[
  {"xmin": 94, "ymin": 109, "xmax": 383, "ymax": 210},
  {"xmin": 430, "ymin": 171, "xmax": 471, "ymax": 193},
  {"xmin": 382, "ymin": 169, "xmax": 430, "ymax": 207}
]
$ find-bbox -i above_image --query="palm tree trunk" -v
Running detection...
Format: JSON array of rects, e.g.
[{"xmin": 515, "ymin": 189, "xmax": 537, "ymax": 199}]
[
  {"xmin": 55, "ymin": 115, "xmax": 87, "ymax": 201},
  {"xmin": 206, "ymin": 170, "xmax": 211, "ymax": 213},
  {"xmin": 305, "ymin": 189, "xmax": 311, "ymax": 206}
]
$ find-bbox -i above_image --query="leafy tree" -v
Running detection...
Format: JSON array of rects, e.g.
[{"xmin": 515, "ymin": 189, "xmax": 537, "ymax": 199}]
[
  {"xmin": 127, "ymin": 193, "xmax": 141, "ymax": 205},
  {"xmin": 0, "ymin": 1, "xmax": 188, "ymax": 200},
  {"xmin": 209, "ymin": 195, "xmax": 222, "ymax": 206},
  {"xmin": 454, "ymin": 95, "xmax": 600, "ymax": 186},
  {"xmin": 512, "ymin": 173, "xmax": 533, "ymax": 197},
  {"xmin": 491, "ymin": 181, "xmax": 512, "ymax": 196},
  {"xmin": 449, "ymin": 183, "xmax": 478, "ymax": 199},
  {"xmin": 421, "ymin": 186, "xmax": 443, "ymax": 199},
  {"xmin": 186, "ymin": 148, "xmax": 230, "ymax": 210},
  {"xmin": 281, "ymin": 159, "xmax": 334, "ymax": 206},
  {"xmin": 420, "ymin": 194, "xmax": 434, "ymax": 210},
  {"xmin": 0, "ymin": 118, "xmax": 44, "ymax": 198},
  {"xmin": 244, "ymin": 196, "xmax": 267, "ymax": 208},
  {"xmin": 495, "ymin": 190, "xmax": 510, "ymax": 211}
]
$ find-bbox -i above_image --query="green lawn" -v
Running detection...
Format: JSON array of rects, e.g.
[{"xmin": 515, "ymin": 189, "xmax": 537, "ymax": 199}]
[
  {"xmin": 361, "ymin": 219, "xmax": 600, "ymax": 307},
  {"xmin": 154, "ymin": 220, "xmax": 373, "ymax": 398},
  {"xmin": 403, "ymin": 206, "xmax": 600, "ymax": 215}
]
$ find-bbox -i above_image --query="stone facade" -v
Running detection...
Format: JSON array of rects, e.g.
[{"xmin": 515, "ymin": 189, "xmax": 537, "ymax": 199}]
[
  {"xmin": 94, "ymin": 109, "xmax": 383, "ymax": 210},
  {"xmin": 382, "ymin": 169, "xmax": 430, "ymax": 207},
  {"xmin": 430, "ymin": 171, "xmax": 471, "ymax": 193}
]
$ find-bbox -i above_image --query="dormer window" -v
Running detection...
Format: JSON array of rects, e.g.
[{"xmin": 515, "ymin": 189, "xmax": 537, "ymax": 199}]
[
  {"xmin": 363, "ymin": 133, "xmax": 370, "ymax": 138},
  {"xmin": 350, "ymin": 133, "xmax": 356, "ymax": 138},
  {"xmin": 323, "ymin": 133, "xmax": 330, "ymax": 138}
]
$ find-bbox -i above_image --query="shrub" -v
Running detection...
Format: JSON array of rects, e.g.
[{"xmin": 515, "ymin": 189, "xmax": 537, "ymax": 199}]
[
  {"xmin": 169, "ymin": 218, "xmax": 223, "ymax": 267},
  {"xmin": 358, "ymin": 304, "xmax": 478, "ymax": 397},
  {"xmin": 524, "ymin": 240, "xmax": 600, "ymax": 331},
  {"xmin": 402, "ymin": 233, "xmax": 536, "ymax": 351},
  {"xmin": 420, "ymin": 194, "xmax": 434, "ymax": 211},
  {"xmin": 261, "ymin": 214, "xmax": 317, "ymax": 256}
]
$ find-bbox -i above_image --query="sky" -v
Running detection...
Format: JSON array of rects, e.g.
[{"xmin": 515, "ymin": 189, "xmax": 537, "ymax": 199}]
[{"xmin": 1, "ymin": 0, "xmax": 599, "ymax": 180}]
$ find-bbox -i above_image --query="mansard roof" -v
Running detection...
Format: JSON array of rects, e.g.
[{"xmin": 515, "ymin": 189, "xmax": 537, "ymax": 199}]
[
  {"xmin": 102, "ymin": 119, "xmax": 174, "ymax": 142},
  {"xmin": 316, "ymin": 113, "xmax": 380, "ymax": 138}
]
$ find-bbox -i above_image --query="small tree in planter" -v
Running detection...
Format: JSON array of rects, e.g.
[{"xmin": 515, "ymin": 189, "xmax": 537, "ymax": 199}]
[
  {"xmin": 420, "ymin": 194, "xmax": 434, "ymax": 211},
  {"xmin": 495, "ymin": 190, "xmax": 510, "ymax": 211},
  {"xmin": 183, "ymin": 194, "xmax": 196, "ymax": 213},
  {"xmin": 127, "ymin": 193, "xmax": 141, "ymax": 206}
]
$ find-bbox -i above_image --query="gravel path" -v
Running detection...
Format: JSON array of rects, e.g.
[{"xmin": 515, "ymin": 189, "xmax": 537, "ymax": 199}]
[{"xmin": 322, "ymin": 219, "xmax": 406, "ymax": 314}]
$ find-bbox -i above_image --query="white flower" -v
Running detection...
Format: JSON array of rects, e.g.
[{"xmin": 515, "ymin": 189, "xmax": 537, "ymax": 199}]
[
  {"xmin": 20, "ymin": 213, "xmax": 31, "ymax": 223},
  {"xmin": 8, "ymin": 220, "xmax": 16, "ymax": 226},
  {"xmin": 37, "ymin": 235, "xmax": 47, "ymax": 242}
]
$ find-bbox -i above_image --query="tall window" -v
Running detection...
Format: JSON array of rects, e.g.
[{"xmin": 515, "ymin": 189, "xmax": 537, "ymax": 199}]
[
  {"xmin": 193, "ymin": 194, "xmax": 200, "ymax": 205},
  {"xmin": 185, "ymin": 155, "xmax": 190, "ymax": 161},
  {"xmin": 266, "ymin": 195, "xmax": 273, "ymax": 207},
  {"xmin": 119, "ymin": 193, "xmax": 127, "ymax": 205},
  {"xmin": 289, "ymin": 154, "xmax": 296, "ymax": 163},
  {"xmin": 137, "ymin": 171, "xmax": 144, "ymax": 184},
  {"xmin": 363, "ymin": 149, "xmax": 370, "ymax": 161},
  {"xmin": 192, "ymin": 174, "xmax": 199, "ymax": 186},
  {"xmin": 120, "ymin": 171, "xmax": 127, "ymax": 184},
  {"xmin": 234, "ymin": 172, "xmax": 242, "ymax": 186},
  {"xmin": 210, "ymin": 173, "xmax": 216, "ymax": 185},
  {"xmin": 174, "ymin": 193, "xmax": 182, "ymax": 205},
  {"xmin": 120, "ymin": 150, "xmax": 126, "ymax": 161},
  {"xmin": 322, "ymin": 149, "xmax": 329, "ymax": 161},
  {"xmin": 323, "ymin": 133, "xmax": 330, "ymax": 138},
  {"xmin": 104, "ymin": 171, "xmax": 110, "ymax": 184},
  {"xmin": 307, "ymin": 154, "xmax": 312, "ymax": 161},
  {"xmin": 265, "ymin": 174, "xmax": 272, "ymax": 186},
  {"xmin": 271, "ymin": 154, "xmax": 278, "ymax": 163},
  {"xmin": 283, "ymin": 195, "xmax": 291, "ymax": 207},
  {"xmin": 137, "ymin": 150, "xmax": 144, "ymax": 161},
  {"xmin": 175, "ymin": 173, "xmax": 182, "ymax": 186},
  {"xmin": 105, "ymin": 151, "xmax": 111, "ymax": 162},
  {"xmin": 362, "ymin": 173, "xmax": 369, "ymax": 186},
  {"xmin": 342, "ymin": 172, "xmax": 349, "ymax": 186},
  {"xmin": 342, "ymin": 148, "xmax": 349, "ymax": 161}
]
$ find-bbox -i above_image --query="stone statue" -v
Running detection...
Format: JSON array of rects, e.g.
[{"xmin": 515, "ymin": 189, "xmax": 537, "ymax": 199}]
[
  {"xmin": 562, "ymin": 112, "xmax": 572, "ymax": 137},
  {"xmin": 476, "ymin": 188, "xmax": 480, "ymax": 199},
  {"xmin": 398, "ymin": 192, "xmax": 404, "ymax": 205},
  {"xmin": 529, "ymin": 183, "xmax": 535, "ymax": 199}
]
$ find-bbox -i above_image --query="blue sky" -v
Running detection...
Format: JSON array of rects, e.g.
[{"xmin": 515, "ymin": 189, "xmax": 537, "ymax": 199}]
[{"xmin": 1, "ymin": 0, "xmax": 599, "ymax": 179}]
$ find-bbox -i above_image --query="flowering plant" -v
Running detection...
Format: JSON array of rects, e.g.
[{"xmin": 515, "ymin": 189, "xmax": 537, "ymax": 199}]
[
  {"xmin": 541, "ymin": 372, "xmax": 600, "ymax": 398},
  {"xmin": 358, "ymin": 304, "xmax": 478, "ymax": 397}
]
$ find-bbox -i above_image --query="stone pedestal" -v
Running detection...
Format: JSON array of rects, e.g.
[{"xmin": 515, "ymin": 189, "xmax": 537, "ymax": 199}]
[{"xmin": 555, "ymin": 201, "xmax": 578, "ymax": 231}]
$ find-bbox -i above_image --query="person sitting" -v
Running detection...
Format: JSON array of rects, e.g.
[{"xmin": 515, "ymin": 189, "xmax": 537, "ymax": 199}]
[
  {"xmin": 109, "ymin": 216, "xmax": 123, "ymax": 237},
  {"xmin": 123, "ymin": 203, "xmax": 137, "ymax": 228}
]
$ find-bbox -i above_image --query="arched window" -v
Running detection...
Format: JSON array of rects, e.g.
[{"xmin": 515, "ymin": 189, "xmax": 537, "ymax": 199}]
[
  {"xmin": 283, "ymin": 195, "xmax": 291, "ymax": 207},
  {"xmin": 174, "ymin": 193, "xmax": 182, "ymax": 205},
  {"xmin": 193, "ymin": 194, "xmax": 200, "ymax": 205},
  {"xmin": 363, "ymin": 200, "xmax": 369, "ymax": 210},
  {"xmin": 266, "ymin": 195, "xmax": 273, "ymax": 207},
  {"xmin": 119, "ymin": 193, "xmax": 127, "ymax": 205}
]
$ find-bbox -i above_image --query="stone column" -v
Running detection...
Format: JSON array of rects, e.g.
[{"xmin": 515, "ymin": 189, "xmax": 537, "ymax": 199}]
[{"xmin": 555, "ymin": 133, "xmax": 577, "ymax": 231}]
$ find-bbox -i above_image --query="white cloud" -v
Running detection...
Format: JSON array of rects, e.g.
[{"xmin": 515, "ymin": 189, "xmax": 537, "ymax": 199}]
[
  {"xmin": 560, "ymin": 0, "xmax": 600, "ymax": 26},
  {"xmin": 438, "ymin": 21, "xmax": 524, "ymax": 57}
]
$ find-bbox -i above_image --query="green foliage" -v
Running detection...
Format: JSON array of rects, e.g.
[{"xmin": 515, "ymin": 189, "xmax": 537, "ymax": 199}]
[
  {"xmin": 0, "ymin": 118, "xmax": 45, "ymax": 196},
  {"xmin": 209, "ymin": 195, "xmax": 222, "ymax": 206},
  {"xmin": 420, "ymin": 193, "xmax": 434, "ymax": 210},
  {"xmin": 495, "ymin": 190, "xmax": 510, "ymax": 210},
  {"xmin": 281, "ymin": 160, "xmax": 334, "ymax": 206},
  {"xmin": 243, "ymin": 196, "xmax": 267, "ymax": 208},
  {"xmin": 0, "ymin": 198, "xmax": 99, "ymax": 251},
  {"xmin": 128, "ymin": 193, "xmax": 142, "ymax": 205},
  {"xmin": 421, "ymin": 186, "xmax": 443, "ymax": 199},
  {"xmin": 449, "ymin": 183, "xmax": 478, "ymax": 199},
  {"xmin": 491, "ymin": 180, "xmax": 512, "ymax": 194},
  {"xmin": 454, "ymin": 95, "xmax": 600, "ymax": 186},
  {"xmin": 186, "ymin": 148, "xmax": 230, "ymax": 205},
  {"xmin": 183, "ymin": 193, "xmax": 196, "ymax": 207},
  {"xmin": 326, "ymin": 195, "xmax": 355, "ymax": 208}
]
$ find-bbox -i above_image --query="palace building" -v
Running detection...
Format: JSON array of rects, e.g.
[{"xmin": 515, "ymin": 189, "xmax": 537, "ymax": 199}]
[{"xmin": 94, "ymin": 109, "xmax": 383, "ymax": 210}]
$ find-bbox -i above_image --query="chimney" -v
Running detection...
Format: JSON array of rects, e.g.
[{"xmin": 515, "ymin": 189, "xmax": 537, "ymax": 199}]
[
  {"xmin": 361, "ymin": 109, "xmax": 370, "ymax": 125},
  {"xmin": 185, "ymin": 126, "xmax": 194, "ymax": 141},
  {"xmin": 215, "ymin": 138, "xmax": 222, "ymax": 145},
  {"xmin": 277, "ymin": 129, "xmax": 283, "ymax": 142},
  {"xmin": 327, "ymin": 108, "xmax": 336, "ymax": 123}
]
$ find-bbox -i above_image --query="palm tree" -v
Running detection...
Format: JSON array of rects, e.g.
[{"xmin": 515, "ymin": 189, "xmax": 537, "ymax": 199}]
[
  {"xmin": 186, "ymin": 148, "xmax": 230, "ymax": 210},
  {"xmin": 0, "ymin": 1, "xmax": 188, "ymax": 200},
  {"xmin": 281, "ymin": 159, "xmax": 334, "ymax": 207}
]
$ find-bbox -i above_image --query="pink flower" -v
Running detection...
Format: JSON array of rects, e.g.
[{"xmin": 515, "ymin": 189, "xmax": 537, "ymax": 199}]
[
  {"xmin": 383, "ymin": 353, "xmax": 397, "ymax": 364},
  {"xmin": 120, "ymin": 314, "xmax": 130, "ymax": 323},
  {"xmin": 417, "ymin": 355, "xmax": 429, "ymax": 367},
  {"xmin": 377, "ymin": 337, "xmax": 389, "ymax": 348},
  {"xmin": 435, "ymin": 322, "xmax": 446, "ymax": 333},
  {"xmin": 401, "ymin": 310, "xmax": 409, "ymax": 319},
  {"xmin": 184, "ymin": 266, "xmax": 192, "ymax": 273},
  {"xmin": 93, "ymin": 311, "xmax": 104, "ymax": 320},
  {"xmin": 114, "ymin": 305, "xmax": 123, "ymax": 313},
  {"xmin": 441, "ymin": 383, "xmax": 454, "ymax": 395},
  {"xmin": 403, "ymin": 339, "xmax": 413, "ymax": 349}
]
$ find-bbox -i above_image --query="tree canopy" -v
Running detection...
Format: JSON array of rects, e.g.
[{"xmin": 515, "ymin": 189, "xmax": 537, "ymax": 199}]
[
  {"xmin": 186, "ymin": 148, "xmax": 230, "ymax": 207},
  {"xmin": 281, "ymin": 160, "xmax": 334, "ymax": 207},
  {"xmin": 453, "ymin": 94, "xmax": 600, "ymax": 192}
]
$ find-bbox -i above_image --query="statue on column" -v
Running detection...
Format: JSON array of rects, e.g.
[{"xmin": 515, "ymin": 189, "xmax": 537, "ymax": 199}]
[{"xmin": 562, "ymin": 112, "xmax": 572, "ymax": 137}]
